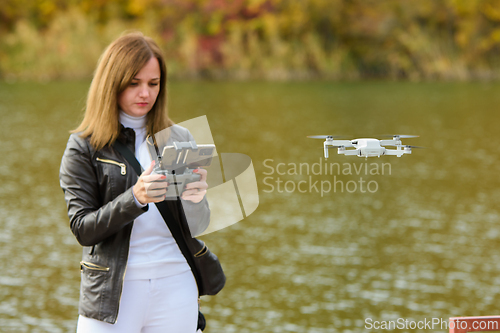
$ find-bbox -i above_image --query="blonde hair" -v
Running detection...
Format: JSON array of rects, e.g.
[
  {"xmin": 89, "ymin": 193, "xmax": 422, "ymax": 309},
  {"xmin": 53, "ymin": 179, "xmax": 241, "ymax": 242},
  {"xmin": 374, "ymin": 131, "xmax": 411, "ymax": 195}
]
[{"xmin": 73, "ymin": 32, "xmax": 173, "ymax": 150}]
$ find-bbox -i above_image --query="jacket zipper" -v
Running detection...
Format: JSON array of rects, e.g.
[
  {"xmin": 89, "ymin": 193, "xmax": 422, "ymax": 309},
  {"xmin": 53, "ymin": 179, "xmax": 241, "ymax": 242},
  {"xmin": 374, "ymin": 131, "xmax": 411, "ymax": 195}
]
[
  {"xmin": 116, "ymin": 247, "xmax": 129, "ymax": 321},
  {"xmin": 96, "ymin": 157, "xmax": 127, "ymax": 175},
  {"xmin": 80, "ymin": 261, "xmax": 110, "ymax": 272},
  {"xmin": 194, "ymin": 242, "xmax": 208, "ymax": 257}
]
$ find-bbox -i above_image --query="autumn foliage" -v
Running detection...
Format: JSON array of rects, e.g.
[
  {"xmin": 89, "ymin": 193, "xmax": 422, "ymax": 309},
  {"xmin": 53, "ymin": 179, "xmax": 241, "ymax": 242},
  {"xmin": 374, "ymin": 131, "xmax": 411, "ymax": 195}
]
[{"xmin": 1, "ymin": 0, "xmax": 500, "ymax": 80}]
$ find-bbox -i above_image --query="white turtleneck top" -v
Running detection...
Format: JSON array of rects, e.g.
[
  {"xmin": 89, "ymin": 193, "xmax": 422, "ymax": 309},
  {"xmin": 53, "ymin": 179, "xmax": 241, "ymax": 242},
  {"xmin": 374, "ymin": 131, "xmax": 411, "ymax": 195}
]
[{"xmin": 119, "ymin": 111, "xmax": 190, "ymax": 280}]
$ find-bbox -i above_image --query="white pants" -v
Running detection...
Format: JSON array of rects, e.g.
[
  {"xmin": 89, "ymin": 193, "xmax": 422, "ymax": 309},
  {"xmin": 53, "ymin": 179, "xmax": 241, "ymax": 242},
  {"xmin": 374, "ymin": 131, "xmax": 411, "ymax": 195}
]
[{"xmin": 76, "ymin": 270, "xmax": 199, "ymax": 333}]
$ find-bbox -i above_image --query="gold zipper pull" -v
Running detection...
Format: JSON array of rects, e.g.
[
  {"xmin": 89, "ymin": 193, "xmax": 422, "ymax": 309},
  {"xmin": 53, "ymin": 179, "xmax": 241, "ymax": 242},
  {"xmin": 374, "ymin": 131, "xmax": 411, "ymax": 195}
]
[
  {"xmin": 96, "ymin": 157, "xmax": 127, "ymax": 175},
  {"xmin": 80, "ymin": 261, "xmax": 110, "ymax": 272}
]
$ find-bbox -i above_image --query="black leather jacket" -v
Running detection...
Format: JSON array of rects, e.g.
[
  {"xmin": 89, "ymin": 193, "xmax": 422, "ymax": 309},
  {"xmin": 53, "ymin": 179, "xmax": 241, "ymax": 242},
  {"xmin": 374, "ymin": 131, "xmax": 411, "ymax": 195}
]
[{"xmin": 59, "ymin": 127, "xmax": 210, "ymax": 324}]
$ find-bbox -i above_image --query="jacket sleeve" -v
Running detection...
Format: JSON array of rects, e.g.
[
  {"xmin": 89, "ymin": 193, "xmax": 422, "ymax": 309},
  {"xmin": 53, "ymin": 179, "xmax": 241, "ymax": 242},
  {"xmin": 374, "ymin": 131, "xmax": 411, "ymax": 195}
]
[
  {"xmin": 59, "ymin": 134, "xmax": 147, "ymax": 246},
  {"xmin": 182, "ymin": 195, "xmax": 210, "ymax": 237}
]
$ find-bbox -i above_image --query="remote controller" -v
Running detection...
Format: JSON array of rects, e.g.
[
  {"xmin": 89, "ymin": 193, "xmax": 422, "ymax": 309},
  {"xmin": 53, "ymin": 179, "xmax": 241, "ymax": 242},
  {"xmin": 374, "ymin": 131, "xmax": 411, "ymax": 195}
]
[{"xmin": 152, "ymin": 168, "xmax": 201, "ymax": 199}]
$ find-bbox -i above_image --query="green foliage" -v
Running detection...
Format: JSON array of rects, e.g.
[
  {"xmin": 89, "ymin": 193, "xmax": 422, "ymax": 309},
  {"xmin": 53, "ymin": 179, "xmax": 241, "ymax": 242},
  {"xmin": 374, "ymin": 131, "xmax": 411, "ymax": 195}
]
[{"xmin": 1, "ymin": 0, "xmax": 500, "ymax": 80}]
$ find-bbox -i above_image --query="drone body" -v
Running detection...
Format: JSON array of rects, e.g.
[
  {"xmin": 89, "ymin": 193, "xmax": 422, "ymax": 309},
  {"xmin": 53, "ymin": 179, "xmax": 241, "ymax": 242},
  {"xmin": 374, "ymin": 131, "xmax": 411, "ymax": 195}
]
[{"xmin": 308, "ymin": 135, "xmax": 420, "ymax": 159}]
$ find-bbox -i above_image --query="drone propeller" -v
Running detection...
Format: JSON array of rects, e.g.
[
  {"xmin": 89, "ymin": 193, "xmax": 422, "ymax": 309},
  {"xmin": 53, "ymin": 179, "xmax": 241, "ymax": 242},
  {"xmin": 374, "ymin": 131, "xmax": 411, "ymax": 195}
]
[
  {"xmin": 379, "ymin": 134, "xmax": 419, "ymax": 139},
  {"xmin": 307, "ymin": 135, "xmax": 345, "ymax": 139},
  {"xmin": 403, "ymin": 145, "xmax": 425, "ymax": 149}
]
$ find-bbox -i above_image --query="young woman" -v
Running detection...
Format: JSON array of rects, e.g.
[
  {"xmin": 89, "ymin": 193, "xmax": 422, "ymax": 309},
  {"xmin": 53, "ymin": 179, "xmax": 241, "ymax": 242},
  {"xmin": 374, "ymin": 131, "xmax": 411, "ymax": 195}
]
[{"xmin": 59, "ymin": 32, "xmax": 210, "ymax": 333}]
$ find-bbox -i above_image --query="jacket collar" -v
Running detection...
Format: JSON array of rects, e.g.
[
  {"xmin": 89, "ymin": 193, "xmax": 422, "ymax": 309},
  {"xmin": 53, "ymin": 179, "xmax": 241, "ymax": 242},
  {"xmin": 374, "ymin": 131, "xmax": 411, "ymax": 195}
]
[{"xmin": 117, "ymin": 124, "xmax": 136, "ymax": 148}]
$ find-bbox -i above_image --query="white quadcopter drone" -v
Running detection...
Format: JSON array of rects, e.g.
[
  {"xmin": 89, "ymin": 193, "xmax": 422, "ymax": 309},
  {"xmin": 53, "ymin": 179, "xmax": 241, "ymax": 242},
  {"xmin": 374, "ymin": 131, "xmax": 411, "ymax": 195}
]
[{"xmin": 307, "ymin": 135, "xmax": 422, "ymax": 159}]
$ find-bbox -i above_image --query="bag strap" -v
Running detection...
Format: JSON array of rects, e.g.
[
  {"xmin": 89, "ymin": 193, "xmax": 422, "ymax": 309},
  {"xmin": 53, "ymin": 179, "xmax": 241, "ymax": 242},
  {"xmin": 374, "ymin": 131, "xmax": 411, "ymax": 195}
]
[
  {"xmin": 113, "ymin": 140, "xmax": 202, "ymax": 293},
  {"xmin": 113, "ymin": 140, "xmax": 143, "ymax": 175}
]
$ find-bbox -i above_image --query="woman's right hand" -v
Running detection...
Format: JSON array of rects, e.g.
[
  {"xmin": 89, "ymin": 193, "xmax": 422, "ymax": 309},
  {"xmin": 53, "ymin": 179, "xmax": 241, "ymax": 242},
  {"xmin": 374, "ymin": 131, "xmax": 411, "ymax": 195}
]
[{"xmin": 133, "ymin": 161, "xmax": 168, "ymax": 204}]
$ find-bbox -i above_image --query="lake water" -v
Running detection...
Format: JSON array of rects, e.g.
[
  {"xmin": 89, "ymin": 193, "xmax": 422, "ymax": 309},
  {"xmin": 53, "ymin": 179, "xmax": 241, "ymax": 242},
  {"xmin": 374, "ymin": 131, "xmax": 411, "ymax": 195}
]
[{"xmin": 1, "ymin": 80, "xmax": 500, "ymax": 332}]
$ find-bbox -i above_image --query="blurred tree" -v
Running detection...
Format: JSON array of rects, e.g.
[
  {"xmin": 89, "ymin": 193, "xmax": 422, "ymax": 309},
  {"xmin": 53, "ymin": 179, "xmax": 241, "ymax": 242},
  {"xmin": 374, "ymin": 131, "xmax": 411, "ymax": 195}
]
[{"xmin": 1, "ymin": 0, "xmax": 500, "ymax": 80}]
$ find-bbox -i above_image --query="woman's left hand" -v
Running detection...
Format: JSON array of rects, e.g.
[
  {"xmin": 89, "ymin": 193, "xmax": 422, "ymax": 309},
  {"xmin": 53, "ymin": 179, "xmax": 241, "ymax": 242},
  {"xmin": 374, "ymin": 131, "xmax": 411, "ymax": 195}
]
[{"xmin": 181, "ymin": 169, "xmax": 208, "ymax": 203}]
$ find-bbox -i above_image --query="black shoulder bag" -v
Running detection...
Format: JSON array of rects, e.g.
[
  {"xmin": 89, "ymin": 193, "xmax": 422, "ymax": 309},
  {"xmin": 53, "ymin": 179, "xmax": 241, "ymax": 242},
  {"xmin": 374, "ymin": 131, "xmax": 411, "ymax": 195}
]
[{"xmin": 114, "ymin": 141, "xmax": 226, "ymax": 331}]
